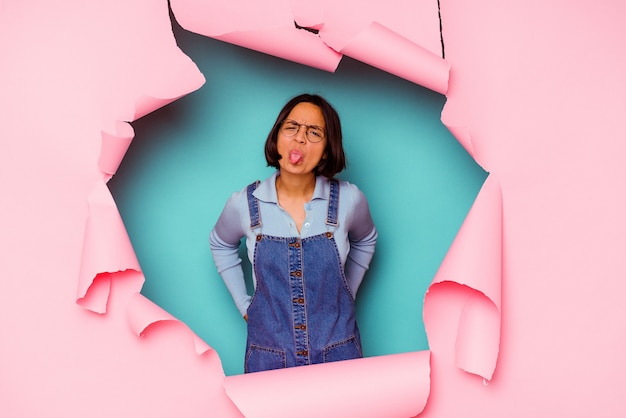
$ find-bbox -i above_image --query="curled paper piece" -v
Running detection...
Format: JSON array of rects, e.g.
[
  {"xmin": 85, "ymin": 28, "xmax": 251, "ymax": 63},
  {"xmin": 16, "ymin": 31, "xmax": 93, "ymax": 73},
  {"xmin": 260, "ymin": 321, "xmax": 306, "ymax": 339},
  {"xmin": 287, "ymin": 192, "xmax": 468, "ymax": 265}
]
[
  {"xmin": 102, "ymin": 47, "xmax": 206, "ymax": 125},
  {"xmin": 127, "ymin": 292, "xmax": 213, "ymax": 356},
  {"xmin": 224, "ymin": 351, "xmax": 431, "ymax": 418},
  {"xmin": 169, "ymin": 0, "xmax": 342, "ymax": 72},
  {"xmin": 77, "ymin": 181, "xmax": 141, "ymax": 313},
  {"xmin": 293, "ymin": 0, "xmax": 443, "ymax": 57},
  {"xmin": 214, "ymin": 29, "xmax": 342, "ymax": 72},
  {"xmin": 98, "ymin": 121, "xmax": 135, "ymax": 178},
  {"xmin": 424, "ymin": 174, "xmax": 502, "ymax": 380},
  {"xmin": 455, "ymin": 290, "xmax": 500, "ymax": 378},
  {"xmin": 327, "ymin": 21, "xmax": 449, "ymax": 95},
  {"xmin": 128, "ymin": 43, "xmax": 206, "ymax": 121}
]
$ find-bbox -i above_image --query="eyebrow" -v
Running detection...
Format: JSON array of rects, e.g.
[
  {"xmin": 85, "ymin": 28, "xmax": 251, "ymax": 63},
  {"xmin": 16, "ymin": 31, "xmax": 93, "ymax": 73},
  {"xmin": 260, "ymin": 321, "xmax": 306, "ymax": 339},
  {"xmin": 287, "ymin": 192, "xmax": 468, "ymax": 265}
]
[{"xmin": 285, "ymin": 119, "xmax": 325, "ymax": 131}]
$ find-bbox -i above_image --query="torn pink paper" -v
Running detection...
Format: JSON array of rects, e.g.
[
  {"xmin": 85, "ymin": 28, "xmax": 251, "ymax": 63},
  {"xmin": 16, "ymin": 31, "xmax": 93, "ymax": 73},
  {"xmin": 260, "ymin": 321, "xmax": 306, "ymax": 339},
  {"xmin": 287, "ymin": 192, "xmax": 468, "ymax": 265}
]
[
  {"xmin": 169, "ymin": 0, "xmax": 342, "ymax": 71},
  {"xmin": 127, "ymin": 292, "xmax": 213, "ymax": 356},
  {"xmin": 224, "ymin": 351, "xmax": 431, "ymax": 418},
  {"xmin": 455, "ymin": 290, "xmax": 500, "ymax": 379},
  {"xmin": 424, "ymin": 174, "xmax": 502, "ymax": 380},
  {"xmin": 78, "ymin": 8, "xmax": 206, "ymax": 313},
  {"xmin": 300, "ymin": 0, "xmax": 449, "ymax": 93},
  {"xmin": 171, "ymin": 0, "xmax": 448, "ymax": 93},
  {"xmin": 293, "ymin": 0, "xmax": 443, "ymax": 57},
  {"xmin": 331, "ymin": 21, "xmax": 449, "ymax": 95},
  {"xmin": 77, "ymin": 181, "xmax": 141, "ymax": 313},
  {"xmin": 98, "ymin": 121, "xmax": 135, "ymax": 178},
  {"xmin": 81, "ymin": 1, "xmax": 489, "ymax": 415},
  {"xmin": 110, "ymin": 31, "xmax": 207, "ymax": 122},
  {"xmin": 132, "ymin": 90, "xmax": 202, "ymax": 121},
  {"xmin": 4, "ymin": 0, "xmax": 625, "ymax": 417}
]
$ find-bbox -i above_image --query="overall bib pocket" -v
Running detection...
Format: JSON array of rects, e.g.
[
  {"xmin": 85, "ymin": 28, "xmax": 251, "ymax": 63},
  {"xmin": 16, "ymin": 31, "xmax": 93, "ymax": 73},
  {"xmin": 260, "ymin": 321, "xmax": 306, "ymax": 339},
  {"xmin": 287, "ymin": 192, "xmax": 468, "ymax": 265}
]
[
  {"xmin": 323, "ymin": 336, "xmax": 363, "ymax": 363},
  {"xmin": 245, "ymin": 344, "xmax": 287, "ymax": 373}
]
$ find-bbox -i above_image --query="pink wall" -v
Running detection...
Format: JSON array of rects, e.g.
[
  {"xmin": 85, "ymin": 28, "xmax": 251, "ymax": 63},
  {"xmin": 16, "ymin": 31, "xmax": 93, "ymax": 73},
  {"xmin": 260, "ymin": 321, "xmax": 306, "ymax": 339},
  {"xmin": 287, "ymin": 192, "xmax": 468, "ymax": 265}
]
[{"xmin": 1, "ymin": 0, "xmax": 624, "ymax": 416}]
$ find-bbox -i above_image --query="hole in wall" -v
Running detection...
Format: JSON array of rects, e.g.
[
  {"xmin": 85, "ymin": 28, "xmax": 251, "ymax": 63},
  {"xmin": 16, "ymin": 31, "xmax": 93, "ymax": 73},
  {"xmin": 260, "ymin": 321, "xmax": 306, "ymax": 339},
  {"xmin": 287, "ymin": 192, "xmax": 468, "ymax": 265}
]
[{"xmin": 108, "ymin": 18, "xmax": 487, "ymax": 376}]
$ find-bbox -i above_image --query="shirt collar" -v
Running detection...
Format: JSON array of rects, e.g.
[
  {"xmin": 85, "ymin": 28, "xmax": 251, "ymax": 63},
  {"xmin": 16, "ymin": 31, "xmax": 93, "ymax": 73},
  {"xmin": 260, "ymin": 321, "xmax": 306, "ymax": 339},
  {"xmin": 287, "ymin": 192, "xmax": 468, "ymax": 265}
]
[{"xmin": 254, "ymin": 171, "xmax": 329, "ymax": 204}]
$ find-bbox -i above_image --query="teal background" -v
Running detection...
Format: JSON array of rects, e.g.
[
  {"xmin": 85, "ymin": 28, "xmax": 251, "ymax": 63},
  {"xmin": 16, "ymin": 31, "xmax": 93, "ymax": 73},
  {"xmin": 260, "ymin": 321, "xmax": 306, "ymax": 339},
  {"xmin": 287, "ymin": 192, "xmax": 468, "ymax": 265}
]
[{"xmin": 108, "ymin": 21, "xmax": 488, "ymax": 376}]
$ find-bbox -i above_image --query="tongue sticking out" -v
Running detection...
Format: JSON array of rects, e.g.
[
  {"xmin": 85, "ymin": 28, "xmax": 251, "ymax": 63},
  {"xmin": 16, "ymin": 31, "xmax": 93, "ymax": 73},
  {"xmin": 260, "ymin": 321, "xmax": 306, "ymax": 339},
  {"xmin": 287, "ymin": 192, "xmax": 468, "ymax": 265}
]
[{"xmin": 289, "ymin": 150, "xmax": 303, "ymax": 164}]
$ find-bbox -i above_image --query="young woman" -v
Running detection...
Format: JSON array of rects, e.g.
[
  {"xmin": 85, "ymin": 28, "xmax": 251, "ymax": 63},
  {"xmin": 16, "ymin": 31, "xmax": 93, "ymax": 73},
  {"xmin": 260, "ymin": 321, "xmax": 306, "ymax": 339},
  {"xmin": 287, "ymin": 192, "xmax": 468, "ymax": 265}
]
[{"xmin": 210, "ymin": 94, "xmax": 377, "ymax": 373}]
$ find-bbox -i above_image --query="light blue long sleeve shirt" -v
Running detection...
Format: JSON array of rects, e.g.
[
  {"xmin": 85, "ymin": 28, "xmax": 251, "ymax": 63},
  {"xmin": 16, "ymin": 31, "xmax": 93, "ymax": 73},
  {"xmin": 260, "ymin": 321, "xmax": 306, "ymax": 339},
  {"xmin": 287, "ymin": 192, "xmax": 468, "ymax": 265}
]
[{"xmin": 209, "ymin": 171, "xmax": 377, "ymax": 316}]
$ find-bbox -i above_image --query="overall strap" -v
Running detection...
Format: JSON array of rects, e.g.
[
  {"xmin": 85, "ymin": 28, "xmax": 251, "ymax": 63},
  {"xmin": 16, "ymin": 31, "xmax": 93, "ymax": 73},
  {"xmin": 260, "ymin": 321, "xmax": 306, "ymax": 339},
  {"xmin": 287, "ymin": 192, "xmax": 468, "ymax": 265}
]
[
  {"xmin": 246, "ymin": 180, "xmax": 261, "ymax": 229},
  {"xmin": 326, "ymin": 178, "xmax": 340, "ymax": 227}
]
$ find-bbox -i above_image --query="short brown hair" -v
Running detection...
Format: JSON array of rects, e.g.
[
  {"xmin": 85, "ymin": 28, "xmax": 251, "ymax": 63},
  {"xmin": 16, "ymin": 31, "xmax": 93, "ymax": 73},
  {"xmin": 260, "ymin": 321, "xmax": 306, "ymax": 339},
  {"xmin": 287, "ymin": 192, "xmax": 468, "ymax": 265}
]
[{"xmin": 265, "ymin": 94, "xmax": 346, "ymax": 178}]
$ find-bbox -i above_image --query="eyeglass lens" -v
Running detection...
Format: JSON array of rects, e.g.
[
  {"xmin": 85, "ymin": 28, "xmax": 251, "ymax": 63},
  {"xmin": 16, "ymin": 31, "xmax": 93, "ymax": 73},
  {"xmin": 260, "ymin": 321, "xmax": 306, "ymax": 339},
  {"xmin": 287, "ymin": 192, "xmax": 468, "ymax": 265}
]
[{"xmin": 281, "ymin": 121, "xmax": 325, "ymax": 142}]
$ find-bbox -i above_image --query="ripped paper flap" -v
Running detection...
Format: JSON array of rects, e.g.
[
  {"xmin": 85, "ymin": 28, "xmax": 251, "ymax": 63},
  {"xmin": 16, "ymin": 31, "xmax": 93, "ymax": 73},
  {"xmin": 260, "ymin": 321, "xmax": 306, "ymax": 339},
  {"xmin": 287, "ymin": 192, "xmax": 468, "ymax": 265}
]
[
  {"xmin": 425, "ymin": 174, "xmax": 502, "ymax": 380},
  {"xmin": 224, "ymin": 351, "xmax": 431, "ymax": 418},
  {"xmin": 77, "ymin": 181, "xmax": 141, "ymax": 313}
]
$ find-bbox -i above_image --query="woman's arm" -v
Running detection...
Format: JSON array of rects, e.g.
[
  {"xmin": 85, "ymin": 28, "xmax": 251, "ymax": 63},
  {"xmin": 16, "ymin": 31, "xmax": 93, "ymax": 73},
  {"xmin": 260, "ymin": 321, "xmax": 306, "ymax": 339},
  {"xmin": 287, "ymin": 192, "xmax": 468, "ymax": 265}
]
[
  {"xmin": 209, "ymin": 192, "xmax": 251, "ymax": 317},
  {"xmin": 344, "ymin": 184, "xmax": 378, "ymax": 297}
]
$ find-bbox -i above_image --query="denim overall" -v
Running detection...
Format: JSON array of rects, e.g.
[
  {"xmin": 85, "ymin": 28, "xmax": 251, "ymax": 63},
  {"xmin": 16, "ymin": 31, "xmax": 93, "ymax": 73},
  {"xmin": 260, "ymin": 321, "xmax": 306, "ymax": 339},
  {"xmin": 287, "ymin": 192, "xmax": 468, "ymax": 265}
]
[{"xmin": 244, "ymin": 179, "xmax": 362, "ymax": 373}]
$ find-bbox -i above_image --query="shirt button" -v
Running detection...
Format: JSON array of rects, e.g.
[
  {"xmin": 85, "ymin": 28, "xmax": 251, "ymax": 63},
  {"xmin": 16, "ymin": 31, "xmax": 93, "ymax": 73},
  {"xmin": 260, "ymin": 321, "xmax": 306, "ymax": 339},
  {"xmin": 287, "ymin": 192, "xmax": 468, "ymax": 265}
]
[{"xmin": 303, "ymin": 222, "xmax": 311, "ymax": 229}]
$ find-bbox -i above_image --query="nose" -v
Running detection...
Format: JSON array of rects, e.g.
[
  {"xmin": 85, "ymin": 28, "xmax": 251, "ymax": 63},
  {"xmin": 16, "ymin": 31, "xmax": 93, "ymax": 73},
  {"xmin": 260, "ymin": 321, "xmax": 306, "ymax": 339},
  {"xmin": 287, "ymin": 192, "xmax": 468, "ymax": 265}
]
[{"xmin": 294, "ymin": 125, "xmax": 307, "ymax": 143}]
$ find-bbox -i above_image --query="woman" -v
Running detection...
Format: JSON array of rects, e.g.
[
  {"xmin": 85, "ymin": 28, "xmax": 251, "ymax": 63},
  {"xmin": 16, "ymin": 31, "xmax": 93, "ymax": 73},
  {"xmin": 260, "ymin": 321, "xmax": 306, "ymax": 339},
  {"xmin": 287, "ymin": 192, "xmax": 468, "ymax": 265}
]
[{"xmin": 210, "ymin": 94, "xmax": 377, "ymax": 373}]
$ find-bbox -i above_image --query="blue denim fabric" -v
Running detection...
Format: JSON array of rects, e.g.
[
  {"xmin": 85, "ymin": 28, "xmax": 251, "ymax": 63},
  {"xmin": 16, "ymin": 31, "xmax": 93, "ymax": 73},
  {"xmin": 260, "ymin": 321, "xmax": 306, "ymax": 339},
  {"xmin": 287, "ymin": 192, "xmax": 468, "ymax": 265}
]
[
  {"xmin": 244, "ymin": 180, "xmax": 362, "ymax": 373},
  {"xmin": 209, "ymin": 172, "xmax": 378, "ymax": 317}
]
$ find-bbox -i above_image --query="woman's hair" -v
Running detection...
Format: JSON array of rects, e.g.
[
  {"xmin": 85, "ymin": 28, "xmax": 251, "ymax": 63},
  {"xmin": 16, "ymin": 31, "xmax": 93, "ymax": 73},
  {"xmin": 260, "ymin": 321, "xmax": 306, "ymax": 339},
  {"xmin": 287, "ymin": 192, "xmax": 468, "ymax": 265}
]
[{"xmin": 264, "ymin": 94, "xmax": 346, "ymax": 178}]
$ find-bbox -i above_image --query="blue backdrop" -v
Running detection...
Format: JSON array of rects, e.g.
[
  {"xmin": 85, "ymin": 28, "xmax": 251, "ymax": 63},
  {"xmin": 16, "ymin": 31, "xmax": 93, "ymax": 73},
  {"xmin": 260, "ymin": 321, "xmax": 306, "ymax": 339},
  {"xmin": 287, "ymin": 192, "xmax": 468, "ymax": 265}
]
[{"xmin": 109, "ymin": 21, "xmax": 487, "ymax": 376}]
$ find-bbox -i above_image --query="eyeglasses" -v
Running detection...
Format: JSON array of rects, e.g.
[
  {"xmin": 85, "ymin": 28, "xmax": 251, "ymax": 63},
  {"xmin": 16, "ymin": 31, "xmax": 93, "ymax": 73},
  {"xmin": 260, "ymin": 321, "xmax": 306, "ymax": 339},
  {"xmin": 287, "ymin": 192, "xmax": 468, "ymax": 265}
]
[{"xmin": 280, "ymin": 120, "xmax": 326, "ymax": 143}]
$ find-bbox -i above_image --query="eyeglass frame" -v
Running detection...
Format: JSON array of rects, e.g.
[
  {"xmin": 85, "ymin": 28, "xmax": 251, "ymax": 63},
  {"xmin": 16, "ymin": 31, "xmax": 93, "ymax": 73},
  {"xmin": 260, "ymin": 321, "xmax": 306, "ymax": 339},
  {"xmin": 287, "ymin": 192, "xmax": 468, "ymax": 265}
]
[{"xmin": 279, "ymin": 119, "xmax": 326, "ymax": 143}]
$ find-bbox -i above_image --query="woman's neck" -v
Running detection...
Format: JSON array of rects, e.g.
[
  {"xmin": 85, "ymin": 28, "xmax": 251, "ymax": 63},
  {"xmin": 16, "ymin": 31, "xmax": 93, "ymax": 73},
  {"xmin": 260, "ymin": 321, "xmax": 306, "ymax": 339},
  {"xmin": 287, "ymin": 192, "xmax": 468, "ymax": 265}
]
[{"xmin": 276, "ymin": 171, "xmax": 316, "ymax": 200}]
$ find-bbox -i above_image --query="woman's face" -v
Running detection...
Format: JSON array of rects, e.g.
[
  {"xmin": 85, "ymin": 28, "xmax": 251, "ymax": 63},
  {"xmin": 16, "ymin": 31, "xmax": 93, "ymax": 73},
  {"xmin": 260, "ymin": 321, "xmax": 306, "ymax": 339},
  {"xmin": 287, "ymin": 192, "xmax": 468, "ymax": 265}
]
[{"xmin": 276, "ymin": 102, "xmax": 327, "ymax": 177}]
